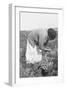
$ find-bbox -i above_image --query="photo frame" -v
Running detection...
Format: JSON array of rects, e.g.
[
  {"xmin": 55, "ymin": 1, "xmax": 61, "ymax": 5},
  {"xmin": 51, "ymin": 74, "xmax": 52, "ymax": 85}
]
[{"xmin": 9, "ymin": 4, "xmax": 64, "ymax": 86}]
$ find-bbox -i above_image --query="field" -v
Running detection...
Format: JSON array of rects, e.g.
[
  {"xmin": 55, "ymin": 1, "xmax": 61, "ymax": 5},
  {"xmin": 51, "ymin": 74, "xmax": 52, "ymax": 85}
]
[{"xmin": 20, "ymin": 29, "xmax": 58, "ymax": 77}]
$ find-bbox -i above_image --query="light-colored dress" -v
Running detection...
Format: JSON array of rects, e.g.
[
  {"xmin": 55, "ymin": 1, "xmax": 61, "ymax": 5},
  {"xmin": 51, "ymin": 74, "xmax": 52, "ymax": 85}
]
[{"xmin": 26, "ymin": 40, "xmax": 42, "ymax": 64}]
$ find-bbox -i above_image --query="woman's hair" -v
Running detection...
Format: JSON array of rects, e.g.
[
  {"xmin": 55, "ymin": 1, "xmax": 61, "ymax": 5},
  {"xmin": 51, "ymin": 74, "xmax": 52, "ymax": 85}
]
[{"xmin": 48, "ymin": 28, "xmax": 57, "ymax": 40}]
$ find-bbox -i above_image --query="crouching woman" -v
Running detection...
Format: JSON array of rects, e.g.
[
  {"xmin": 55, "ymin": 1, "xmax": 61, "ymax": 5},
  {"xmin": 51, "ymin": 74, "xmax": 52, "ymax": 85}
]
[{"xmin": 25, "ymin": 28, "xmax": 57, "ymax": 64}]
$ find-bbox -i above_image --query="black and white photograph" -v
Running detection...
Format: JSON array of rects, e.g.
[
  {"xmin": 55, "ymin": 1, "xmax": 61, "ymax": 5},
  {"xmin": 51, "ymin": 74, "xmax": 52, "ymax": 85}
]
[
  {"xmin": 20, "ymin": 11, "xmax": 58, "ymax": 78},
  {"xmin": 0, "ymin": 0, "xmax": 65, "ymax": 88}
]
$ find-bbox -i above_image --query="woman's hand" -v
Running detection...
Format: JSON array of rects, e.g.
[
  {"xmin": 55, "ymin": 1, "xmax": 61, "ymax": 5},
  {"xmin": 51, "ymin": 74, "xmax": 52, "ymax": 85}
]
[
  {"xmin": 41, "ymin": 47, "xmax": 52, "ymax": 52},
  {"xmin": 44, "ymin": 48, "xmax": 52, "ymax": 52}
]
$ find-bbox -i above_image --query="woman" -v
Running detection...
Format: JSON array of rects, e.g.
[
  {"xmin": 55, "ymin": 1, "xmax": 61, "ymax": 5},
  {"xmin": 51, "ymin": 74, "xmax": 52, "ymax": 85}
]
[{"xmin": 26, "ymin": 28, "xmax": 56, "ymax": 64}]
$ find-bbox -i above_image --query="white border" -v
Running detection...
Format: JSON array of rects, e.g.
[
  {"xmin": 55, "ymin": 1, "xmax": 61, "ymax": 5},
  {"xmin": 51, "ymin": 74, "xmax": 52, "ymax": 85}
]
[{"xmin": 9, "ymin": 4, "xmax": 64, "ymax": 86}]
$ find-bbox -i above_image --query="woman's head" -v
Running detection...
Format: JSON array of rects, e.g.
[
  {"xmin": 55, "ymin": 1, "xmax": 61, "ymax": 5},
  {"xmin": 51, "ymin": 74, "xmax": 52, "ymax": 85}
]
[
  {"xmin": 43, "ymin": 28, "xmax": 57, "ymax": 47},
  {"xmin": 48, "ymin": 28, "xmax": 57, "ymax": 40}
]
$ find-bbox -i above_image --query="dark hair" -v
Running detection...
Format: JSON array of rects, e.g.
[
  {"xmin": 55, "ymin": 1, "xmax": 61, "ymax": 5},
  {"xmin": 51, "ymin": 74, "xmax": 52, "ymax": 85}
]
[{"xmin": 48, "ymin": 28, "xmax": 56, "ymax": 40}]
